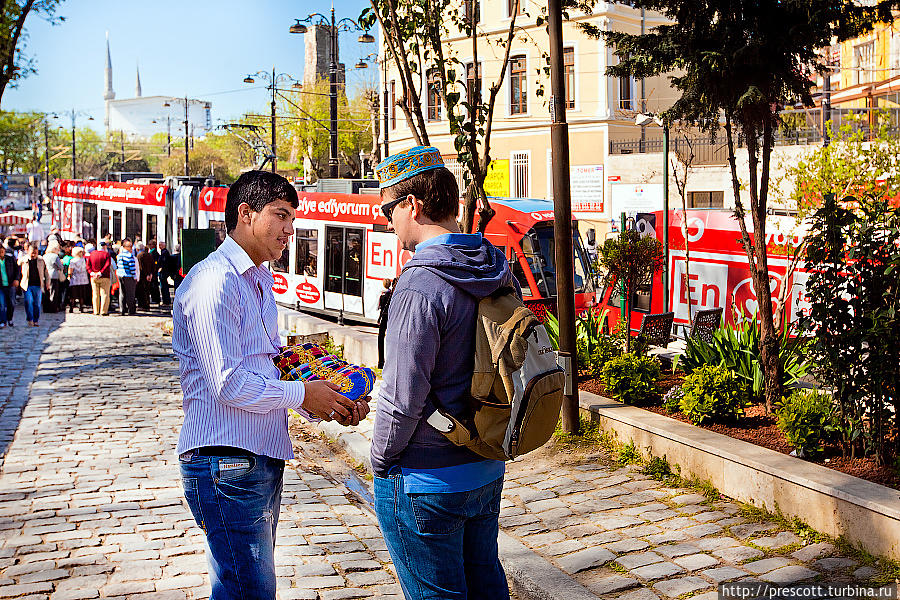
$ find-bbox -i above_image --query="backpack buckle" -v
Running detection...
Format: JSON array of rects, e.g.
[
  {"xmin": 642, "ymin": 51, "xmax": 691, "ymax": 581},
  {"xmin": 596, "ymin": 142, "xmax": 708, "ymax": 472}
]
[{"xmin": 426, "ymin": 410, "xmax": 455, "ymax": 433}]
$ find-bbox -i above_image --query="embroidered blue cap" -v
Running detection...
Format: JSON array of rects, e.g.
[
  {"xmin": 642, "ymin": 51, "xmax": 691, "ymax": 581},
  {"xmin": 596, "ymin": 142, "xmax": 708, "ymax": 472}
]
[{"xmin": 375, "ymin": 146, "xmax": 445, "ymax": 189}]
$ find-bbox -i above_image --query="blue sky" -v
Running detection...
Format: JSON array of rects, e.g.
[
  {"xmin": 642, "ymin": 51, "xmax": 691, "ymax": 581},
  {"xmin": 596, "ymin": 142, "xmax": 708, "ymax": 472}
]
[{"xmin": 2, "ymin": 0, "xmax": 378, "ymax": 128}]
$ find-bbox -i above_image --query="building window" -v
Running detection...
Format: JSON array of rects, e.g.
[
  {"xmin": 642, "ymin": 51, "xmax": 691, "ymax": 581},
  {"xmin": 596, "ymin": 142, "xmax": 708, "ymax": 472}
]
[
  {"xmin": 689, "ymin": 191, "xmax": 725, "ymax": 208},
  {"xmin": 427, "ymin": 70, "xmax": 441, "ymax": 121},
  {"xmin": 510, "ymin": 56, "xmax": 527, "ymax": 115},
  {"xmin": 390, "ymin": 80, "xmax": 396, "ymax": 129},
  {"xmin": 854, "ymin": 40, "xmax": 875, "ymax": 85},
  {"xmin": 618, "ymin": 54, "xmax": 633, "ymax": 111},
  {"xmin": 465, "ymin": 0, "xmax": 480, "ymax": 24},
  {"xmin": 466, "ymin": 62, "xmax": 481, "ymax": 111},
  {"xmin": 511, "ymin": 151, "xmax": 529, "ymax": 198},
  {"xmin": 564, "ymin": 47, "xmax": 575, "ymax": 109},
  {"xmin": 508, "ymin": 0, "xmax": 525, "ymax": 16}
]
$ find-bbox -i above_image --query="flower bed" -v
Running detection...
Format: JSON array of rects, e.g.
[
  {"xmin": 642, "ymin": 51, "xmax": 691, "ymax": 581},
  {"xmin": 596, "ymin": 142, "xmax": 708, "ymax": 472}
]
[{"xmin": 578, "ymin": 374, "xmax": 900, "ymax": 491}]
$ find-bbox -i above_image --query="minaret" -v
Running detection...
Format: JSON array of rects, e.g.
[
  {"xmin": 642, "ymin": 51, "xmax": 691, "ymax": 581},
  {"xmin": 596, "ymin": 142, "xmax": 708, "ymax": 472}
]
[
  {"xmin": 135, "ymin": 62, "xmax": 142, "ymax": 98},
  {"xmin": 104, "ymin": 32, "xmax": 115, "ymax": 131}
]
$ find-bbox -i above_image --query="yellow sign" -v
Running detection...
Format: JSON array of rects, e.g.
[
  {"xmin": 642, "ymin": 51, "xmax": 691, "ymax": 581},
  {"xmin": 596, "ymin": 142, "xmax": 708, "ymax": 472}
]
[{"xmin": 483, "ymin": 159, "xmax": 509, "ymax": 198}]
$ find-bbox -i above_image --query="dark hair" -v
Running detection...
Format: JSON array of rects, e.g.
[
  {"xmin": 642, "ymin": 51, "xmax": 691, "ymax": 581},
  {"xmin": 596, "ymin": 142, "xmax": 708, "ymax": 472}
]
[
  {"xmin": 383, "ymin": 167, "xmax": 459, "ymax": 223},
  {"xmin": 226, "ymin": 170, "xmax": 299, "ymax": 233}
]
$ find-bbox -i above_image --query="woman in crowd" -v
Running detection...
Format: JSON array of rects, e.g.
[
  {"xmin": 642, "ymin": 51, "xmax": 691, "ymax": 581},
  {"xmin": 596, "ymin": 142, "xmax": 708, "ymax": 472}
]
[
  {"xmin": 18, "ymin": 242, "xmax": 49, "ymax": 327},
  {"xmin": 42, "ymin": 240, "xmax": 64, "ymax": 313},
  {"xmin": 67, "ymin": 246, "xmax": 90, "ymax": 313}
]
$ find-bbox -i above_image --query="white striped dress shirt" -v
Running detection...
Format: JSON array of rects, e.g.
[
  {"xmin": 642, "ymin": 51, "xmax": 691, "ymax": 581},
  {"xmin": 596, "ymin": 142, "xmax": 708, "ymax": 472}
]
[{"xmin": 173, "ymin": 235, "xmax": 306, "ymax": 460}]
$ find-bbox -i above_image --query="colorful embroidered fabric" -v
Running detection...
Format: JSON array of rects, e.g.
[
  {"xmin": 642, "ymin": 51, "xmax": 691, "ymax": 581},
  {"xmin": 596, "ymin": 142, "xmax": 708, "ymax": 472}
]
[{"xmin": 273, "ymin": 343, "xmax": 375, "ymax": 402}]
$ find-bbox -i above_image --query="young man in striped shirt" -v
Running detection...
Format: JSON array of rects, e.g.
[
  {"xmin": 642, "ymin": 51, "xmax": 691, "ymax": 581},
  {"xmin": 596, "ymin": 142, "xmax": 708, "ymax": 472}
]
[{"xmin": 173, "ymin": 170, "xmax": 370, "ymax": 599}]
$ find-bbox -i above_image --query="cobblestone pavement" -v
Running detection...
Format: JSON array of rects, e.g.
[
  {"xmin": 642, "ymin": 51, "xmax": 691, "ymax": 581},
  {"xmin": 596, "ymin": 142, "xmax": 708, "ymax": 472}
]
[
  {"xmin": 0, "ymin": 312, "xmax": 403, "ymax": 599},
  {"xmin": 0, "ymin": 311, "xmax": 65, "ymax": 460},
  {"xmin": 0, "ymin": 309, "xmax": 887, "ymax": 600},
  {"xmin": 320, "ymin": 394, "xmax": 888, "ymax": 600}
]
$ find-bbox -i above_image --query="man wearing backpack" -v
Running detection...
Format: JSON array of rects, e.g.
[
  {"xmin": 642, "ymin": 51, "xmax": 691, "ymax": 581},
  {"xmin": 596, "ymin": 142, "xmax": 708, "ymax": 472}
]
[{"xmin": 370, "ymin": 146, "xmax": 515, "ymax": 600}]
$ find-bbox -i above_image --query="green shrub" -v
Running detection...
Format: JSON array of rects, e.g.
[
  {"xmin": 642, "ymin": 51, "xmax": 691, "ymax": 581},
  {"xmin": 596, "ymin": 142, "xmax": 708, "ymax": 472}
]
[
  {"xmin": 679, "ymin": 364, "xmax": 748, "ymax": 425},
  {"xmin": 585, "ymin": 334, "xmax": 623, "ymax": 378},
  {"xmin": 601, "ymin": 353, "xmax": 661, "ymax": 405},
  {"xmin": 776, "ymin": 390, "xmax": 838, "ymax": 456},
  {"xmin": 676, "ymin": 315, "xmax": 809, "ymax": 404}
]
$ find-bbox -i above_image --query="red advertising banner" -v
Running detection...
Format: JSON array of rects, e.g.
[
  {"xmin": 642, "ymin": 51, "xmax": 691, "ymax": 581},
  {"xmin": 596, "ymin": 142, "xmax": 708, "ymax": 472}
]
[
  {"xmin": 54, "ymin": 180, "xmax": 167, "ymax": 207},
  {"xmin": 199, "ymin": 187, "xmax": 228, "ymax": 214},
  {"xmin": 295, "ymin": 192, "xmax": 388, "ymax": 226}
]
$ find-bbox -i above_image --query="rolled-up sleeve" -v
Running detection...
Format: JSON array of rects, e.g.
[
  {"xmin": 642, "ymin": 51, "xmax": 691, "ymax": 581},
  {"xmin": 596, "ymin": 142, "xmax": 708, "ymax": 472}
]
[{"xmin": 180, "ymin": 267, "xmax": 306, "ymax": 414}]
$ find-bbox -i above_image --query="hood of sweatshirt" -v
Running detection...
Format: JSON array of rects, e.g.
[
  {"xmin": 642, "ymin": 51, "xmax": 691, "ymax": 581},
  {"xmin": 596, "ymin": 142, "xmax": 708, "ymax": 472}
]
[{"xmin": 400, "ymin": 233, "xmax": 515, "ymax": 300}]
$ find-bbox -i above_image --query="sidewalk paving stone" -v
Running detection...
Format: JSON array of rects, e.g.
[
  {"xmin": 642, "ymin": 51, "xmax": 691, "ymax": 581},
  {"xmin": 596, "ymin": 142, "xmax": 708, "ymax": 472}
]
[{"xmin": 0, "ymin": 310, "xmax": 884, "ymax": 600}]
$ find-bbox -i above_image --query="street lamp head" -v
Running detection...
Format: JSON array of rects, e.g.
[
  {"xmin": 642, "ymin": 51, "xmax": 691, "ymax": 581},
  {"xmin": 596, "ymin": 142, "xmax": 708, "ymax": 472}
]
[
  {"xmin": 243, "ymin": 76, "xmax": 255, "ymax": 84},
  {"xmin": 635, "ymin": 114, "xmax": 654, "ymax": 127},
  {"xmin": 290, "ymin": 21, "xmax": 308, "ymax": 34},
  {"xmin": 355, "ymin": 60, "xmax": 368, "ymax": 69},
  {"xmin": 358, "ymin": 32, "xmax": 375, "ymax": 43},
  {"xmin": 292, "ymin": 82, "xmax": 303, "ymax": 89},
  {"xmin": 163, "ymin": 102, "xmax": 171, "ymax": 107},
  {"xmin": 88, "ymin": 116, "xmax": 94, "ymax": 121}
]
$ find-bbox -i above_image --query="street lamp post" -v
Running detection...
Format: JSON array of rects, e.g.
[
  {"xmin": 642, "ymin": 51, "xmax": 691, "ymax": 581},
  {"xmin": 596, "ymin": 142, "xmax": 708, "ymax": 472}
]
[
  {"xmin": 290, "ymin": 9, "xmax": 374, "ymax": 178},
  {"xmin": 243, "ymin": 69, "xmax": 296, "ymax": 172},
  {"xmin": 51, "ymin": 110, "xmax": 94, "ymax": 179},
  {"xmin": 635, "ymin": 113, "xmax": 671, "ymax": 313}
]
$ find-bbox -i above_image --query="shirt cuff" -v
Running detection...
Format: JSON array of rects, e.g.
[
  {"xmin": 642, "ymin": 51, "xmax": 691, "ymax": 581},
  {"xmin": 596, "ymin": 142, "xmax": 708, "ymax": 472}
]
[{"xmin": 282, "ymin": 380, "xmax": 306, "ymax": 410}]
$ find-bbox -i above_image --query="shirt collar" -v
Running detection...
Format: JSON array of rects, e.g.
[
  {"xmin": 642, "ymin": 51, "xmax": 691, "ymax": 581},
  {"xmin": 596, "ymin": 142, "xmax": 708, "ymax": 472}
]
[
  {"xmin": 415, "ymin": 232, "xmax": 482, "ymax": 252},
  {"xmin": 219, "ymin": 235, "xmax": 257, "ymax": 275}
]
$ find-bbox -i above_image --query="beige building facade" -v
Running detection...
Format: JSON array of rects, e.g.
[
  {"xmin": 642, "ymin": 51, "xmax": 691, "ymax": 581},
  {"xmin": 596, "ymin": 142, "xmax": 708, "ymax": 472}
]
[{"xmin": 378, "ymin": 0, "xmax": 673, "ymax": 233}]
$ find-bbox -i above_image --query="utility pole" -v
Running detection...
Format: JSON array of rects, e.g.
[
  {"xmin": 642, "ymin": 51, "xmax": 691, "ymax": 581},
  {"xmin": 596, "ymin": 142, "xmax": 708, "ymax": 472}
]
[
  {"xmin": 183, "ymin": 96, "xmax": 190, "ymax": 177},
  {"xmin": 329, "ymin": 7, "xmax": 339, "ymax": 178},
  {"xmin": 382, "ymin": 57, "xmax": 389, "ymax": 159},
  {"xmin": 271, "ymin": 67, "xmax": 278, "ymax": 172},
  {"xmin": 548, "ymin": 0, "xmax": 580, "ymax": 434},
  {"xmin": 43, "ymin": 122, "xmax": 50, "ymax": 198},
  {"xmin": 70, "ymin": 110, "xmax": 77, "ymax": 179},
  {"xmin": 662, "ymin": 123, "xmax": 670, "ymax": 312},
  {"xmin": 167, "ymin": 115, "xmax": 171, "ymax": 157}
]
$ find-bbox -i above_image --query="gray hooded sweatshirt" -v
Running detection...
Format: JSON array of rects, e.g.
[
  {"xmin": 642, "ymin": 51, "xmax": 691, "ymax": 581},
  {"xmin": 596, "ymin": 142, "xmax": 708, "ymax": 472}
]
[{"xmin": 370, "ymin": 234, "xmax": 517, "ymax": 477}]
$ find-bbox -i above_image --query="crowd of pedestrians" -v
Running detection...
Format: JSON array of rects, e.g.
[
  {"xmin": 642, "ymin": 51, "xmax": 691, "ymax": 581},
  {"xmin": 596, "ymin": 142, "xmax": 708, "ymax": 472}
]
[{"xmin": 0, "ymin": 227, "xmax": 183, "ymax": 325}]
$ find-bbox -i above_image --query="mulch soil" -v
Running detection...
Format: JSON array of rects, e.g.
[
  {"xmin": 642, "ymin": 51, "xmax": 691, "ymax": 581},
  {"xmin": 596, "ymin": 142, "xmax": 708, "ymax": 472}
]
[{"xmin": 578, "ymin": 374, "xmax": 900, "ymax": 491}]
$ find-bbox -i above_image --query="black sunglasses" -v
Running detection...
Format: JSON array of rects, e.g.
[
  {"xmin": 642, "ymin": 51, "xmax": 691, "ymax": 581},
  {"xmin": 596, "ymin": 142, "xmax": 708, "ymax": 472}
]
[{"xmin": 381, "ymin": 196, "xmax": 408, "ymax": 223}]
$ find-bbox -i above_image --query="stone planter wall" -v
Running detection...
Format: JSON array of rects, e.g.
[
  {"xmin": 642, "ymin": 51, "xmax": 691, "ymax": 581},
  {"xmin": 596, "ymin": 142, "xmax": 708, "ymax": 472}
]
[{"xmin": 579, "ymin": 391, "xmax": 900, "ymax": 561}]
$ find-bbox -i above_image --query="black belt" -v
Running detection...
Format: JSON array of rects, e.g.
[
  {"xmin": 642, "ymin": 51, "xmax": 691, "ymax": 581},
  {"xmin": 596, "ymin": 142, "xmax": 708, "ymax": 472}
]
[{"xmin": 194, "ymin": 446, "xmax": 253, "ymax": 457}]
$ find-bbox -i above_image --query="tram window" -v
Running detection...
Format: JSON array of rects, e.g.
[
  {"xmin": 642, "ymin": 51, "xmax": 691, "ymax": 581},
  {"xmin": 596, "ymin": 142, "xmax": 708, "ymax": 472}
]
[
  {"xmin": 146, "ymin": 214, "xmax": 157, "ymax": 243},
  {"xmin": 125, "ymin": 207, "xmax": 142, "ymax": 241},
  {"xmin": 112, "ymin": 211, "xmax": 122, "ymax": 240},
  {"xmin": 208, "ymin": 220, "xmax": 227, "ymax": 248},
  {"xmin": 271, "ymin": 244, "xmax": 289, "ymax": 273},
  {"xmin": 295, "ymin": 228, "xmax": 318, "ymax": 276},
  {"xmin": 324, "ymin": 226, "xmax": 364, "ymax": 297},
  {"xmin": 325, "ymin": 227, "xmax": 344, "ymax": 294},
  {"xmin": 100, "ymin": 209, "xmax": 110, "ymax": 239},
  {"xmin": 345, "ymin": 228, "xmax": 363, "ymax": 297},
  {"xmin": 82, "ymin": 202, "xmax": 97, "ymax": 240},
  {"xmin": 510, "ymin": 250, "xmax": 534, "ymax": 297}
]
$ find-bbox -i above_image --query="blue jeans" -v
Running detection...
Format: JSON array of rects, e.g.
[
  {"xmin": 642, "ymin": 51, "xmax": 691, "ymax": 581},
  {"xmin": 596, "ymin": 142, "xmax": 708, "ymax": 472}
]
[
  {"xmin": 0, "ymin": 286, "xmax": 14, "ymax": 322},
  {"xmin": 24, "ymin": 286, "xmax": 41, "ymax": 323},
  {"xmin": 180, "ymin": 451, "xmax": 285, "ymax": 600},
  {"xmin": 374, "ymin": 473, "xmax": 508, "ymax": 600}
]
